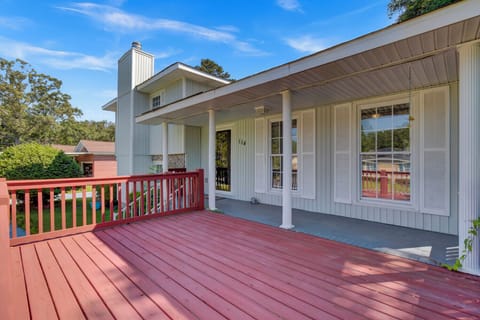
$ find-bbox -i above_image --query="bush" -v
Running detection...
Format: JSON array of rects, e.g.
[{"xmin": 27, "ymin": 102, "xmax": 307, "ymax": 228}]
[{"xmin": 0, "ymin": 143, "xmax": 81, "ymax": 179}]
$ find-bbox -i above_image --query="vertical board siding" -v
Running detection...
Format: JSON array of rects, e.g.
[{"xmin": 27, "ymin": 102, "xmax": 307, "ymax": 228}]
[
  {"xmin": 134, "ymin": 51, "xmax": 154, "ymax": 87},
  {"xmin": 186, "ymin": 79, "xmax": 212, "ymax": 97},
  {"xmin": 185, "ymin": 126, "xmax": 202, "ymax": 171},
  {"xmin": 165, "ymin": 80, "xmax": 183, "ymax": 105},
  {"xmin": 201, "ymin": 85, "xmax": 458, "ymax": 235}
]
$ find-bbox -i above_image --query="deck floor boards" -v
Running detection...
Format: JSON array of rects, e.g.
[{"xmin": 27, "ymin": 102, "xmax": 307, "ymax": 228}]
[{"xmin": 10, "ymin": 211, "xmax": 480, "ymax": 319}]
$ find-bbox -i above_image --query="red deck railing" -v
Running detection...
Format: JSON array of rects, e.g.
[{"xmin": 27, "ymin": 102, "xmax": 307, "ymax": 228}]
[
  {"xmin": 2, "ymin": 169, "xmax": 204, "ymax": 246},
  {"xmin": 361, "ymin": 170, "xmax": 410, "ymax": 200}
]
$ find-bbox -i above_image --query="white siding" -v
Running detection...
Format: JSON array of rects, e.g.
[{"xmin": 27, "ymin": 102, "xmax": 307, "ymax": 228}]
[
  {"xmin": 194, "ymin": 85, "xmax": 458, "ymax": 235},
  {"xmin": 186, "ymin": 79, "xmax": 212, "ymax": 97},
  {"xmin": 165, "ymin": 80, "xmax": 183, "ymax": 105},
  {"xmin": 118, "ymin": 54, "xmax": 132, "ymax": 96},
  {"xmin": 149, "ymin": 124, "xmax": 185, "ymax": 155},
  {"xmin": 134, "ymin": 51, "xmax": 154, "ymax": 87},
  {"xmin": 333, "ymin": 104, "xmax": 353, "ymax": 204},
  {"xmin": 185, "ymin": 126, "xmax": 202, "ymax": 170},
  {"xmin": 149, "ymin": 125, "xmax": 163, "ymax": 155}
]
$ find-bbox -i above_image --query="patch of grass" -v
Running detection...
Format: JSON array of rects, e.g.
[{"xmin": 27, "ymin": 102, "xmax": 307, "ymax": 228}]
[{"xmin": 15, "ymin": 199, "xmax": 116, "ymax": 234}]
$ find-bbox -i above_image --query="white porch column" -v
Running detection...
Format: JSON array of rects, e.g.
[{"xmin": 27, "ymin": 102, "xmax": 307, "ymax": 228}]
[
  {"xmin": 280, "ymin": 90, "xmax": 294, "ymax": 229},
  {"xmin": 458, "ymin": 42, "xmax": 480, "ymax": 275},
  {"xmin": 208, "ymin": 109, "xmax": 216, "ymax": 210},
  {"xmin": 162, "ymin": 122, "xmax": 169, "ymax": 172}
]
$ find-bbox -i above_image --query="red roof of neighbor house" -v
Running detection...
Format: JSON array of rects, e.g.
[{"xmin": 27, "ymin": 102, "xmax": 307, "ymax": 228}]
[
  {"xmin": 76, "ymin": 140, "xmax": 115, "ymax": 154},
  {"xmin": 51, "ymin": 144, "xmax": 76, "ymax": 153}
]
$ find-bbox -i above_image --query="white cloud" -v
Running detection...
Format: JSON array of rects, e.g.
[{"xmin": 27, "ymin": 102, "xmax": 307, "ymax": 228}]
[
  {"xmin": 0, "ymin": 37, "xmax": 117, "ymax": 71},
  {"xmin": 276, "ymin": 0, "xmax": 302, "ymax": 12},
  {"xmin": 285, "ymin": 35, "xmax": 327, "ymax": 53},
  {"xmin": 57, "ymin": 2, "xmax": 266, "ymax": 56},
  {"xmin": 0, "ymin": 16, "xmax": 31, "ymax": 30},
  {"xmin": 312, "ymin": 2, "xmax": 383, "ymax": 26}
]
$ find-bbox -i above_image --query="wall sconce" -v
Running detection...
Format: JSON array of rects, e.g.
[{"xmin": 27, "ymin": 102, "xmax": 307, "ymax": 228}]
[{"xmin": 255, "ymin": 106, "xmax": 268, "ymax": 115}]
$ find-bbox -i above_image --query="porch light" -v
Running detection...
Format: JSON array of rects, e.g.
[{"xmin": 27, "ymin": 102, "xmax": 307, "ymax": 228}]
[{"xmin": 255, "ymin": 106, "xmax": 268, "ymax": 115}]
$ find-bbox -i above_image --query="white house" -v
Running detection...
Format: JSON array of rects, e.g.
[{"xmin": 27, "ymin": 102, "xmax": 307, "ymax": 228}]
[{"xmin": 103, "ymin": 1, "xmax": 480, "ymax": 275}]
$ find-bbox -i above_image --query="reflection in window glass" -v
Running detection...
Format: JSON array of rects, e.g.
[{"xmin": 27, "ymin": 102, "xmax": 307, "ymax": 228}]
[{"xmin": 360, "ymin": 103, "xmax": 411, "ymax": 202}]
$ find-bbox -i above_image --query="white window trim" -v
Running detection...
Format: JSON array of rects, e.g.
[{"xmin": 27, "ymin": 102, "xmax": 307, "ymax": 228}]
[
  {"xmin": 151, "ymin": 89, "xmax": 165, "ymax": 110},
  {"xmin": 354, "ymin": 95, "xmax": 418, "ymax": 210},
  {"xmin": 266, "ymin": 114, "xmax": 302, "ymax": 196}
]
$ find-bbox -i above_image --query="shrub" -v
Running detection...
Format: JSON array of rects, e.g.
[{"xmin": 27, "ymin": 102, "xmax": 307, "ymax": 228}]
[{"xmin": 0, "ymin": 143, "xmax": 81, "ymax": 179}]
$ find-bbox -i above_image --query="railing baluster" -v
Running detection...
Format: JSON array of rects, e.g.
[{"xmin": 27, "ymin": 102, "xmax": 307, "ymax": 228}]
[
  {"xmin": 125, "ymin": 182, "xmax": 130, "ymax": 218},
  {"xmin": 153, "ymin": 180, "xmax": 158, "ymax": 214},
  {"xmin": 92, "ymin": 185, "xmax": 96, "ymax": 225},
  {"xmin": 38, "ymin": 190, "xmax": 43, "ymax": 234},
  {"xmin": 72, "ymin": 188, "xmax": 77, "ymax": 228},
  {"xmin": 109, "ymin": 184, "xmax": 114, "ymax": 221},
  {"xmin": 118, "ymin": 182, "xmax": 122, "ymax": 221},
  {"xmin": 25, "ymin": 190, "xmax": 30, "ymax": 236},
  {"xmin": 101, "ymin": 185, "xmax": 105, "ymax": 223},
  {"xmin": 61, "ymin": 187, "xmax": 66, "ymax": 230},
  {"xmin": 146, "ymin": 180, "xmax": 151, "ymax": 215},
  {"xmin": 132, "ymin": 182, "xmax": 137, "ymax": 217},
  {"xmin": 160, "ymin": 177, "xmax": 164, "ymax": 214},
  {"xmin": 82, "ymin": 186, "xmax": 87, "ymax": 226},
  {"xmin": 140, "ymin": 180, "xmax": 145, "ymax": 217},
  {"xmin": 11, "ymin": 192, "xmax": 17, "ymax": 238},
  {"xmin": 50, "ymin": 189, "xmax": 54, "ymax": 232}
]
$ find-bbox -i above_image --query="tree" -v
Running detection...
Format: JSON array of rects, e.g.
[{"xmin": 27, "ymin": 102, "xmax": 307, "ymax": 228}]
[
  {"xmin": 0, "ymin": 143, "xmax": 81, "ymax": 180},
  {"xmin": 388, "ymin": 0, "xmax": 461, "ymax": 22},
  {"xmin": 0, "ymin": 58, "xmax": 83, "ymax": 148},
  {"xmin": 194, "ymin": 58, "xmax": 233, "ymax": 81},
  {"xmin": 0, "ymin": 58, "xmax": 115, "ymax": 150}
]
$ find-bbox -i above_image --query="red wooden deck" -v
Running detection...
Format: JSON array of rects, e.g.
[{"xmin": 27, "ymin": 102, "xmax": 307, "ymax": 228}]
[{"xmin": 9, "ymin": 211, "xmax": 480, "ymax": 319}]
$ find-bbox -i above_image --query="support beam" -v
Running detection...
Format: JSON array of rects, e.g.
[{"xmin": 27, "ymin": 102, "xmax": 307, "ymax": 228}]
[
  {"xmin": 458, "ymin": 42, "xmax": 480, "ymax": 276},
  {"xmin": 162, "ymin": 122, "xmax": 169, "ymax": 172},
  {"xmin": 208, "ymin": 109, "xmax": 216, "ymax": 210},
  {"xmin": 280, "ymin": 90, "xmax": 294, "ymax": 229}
]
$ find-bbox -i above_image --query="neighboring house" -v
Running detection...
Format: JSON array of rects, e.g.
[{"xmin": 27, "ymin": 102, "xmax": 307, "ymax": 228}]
[
  {"xmin": 52, "ymin": 140, "xmax": 117, "ymax": 177},
  {"xmin": 103, "ymin": 2, "xmax": 480, "ymax": 274}
]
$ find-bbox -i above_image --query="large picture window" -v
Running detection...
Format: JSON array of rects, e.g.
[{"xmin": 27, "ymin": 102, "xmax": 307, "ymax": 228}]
[
  {"xmin": 360, "ymin": 103, "xmax": 411, "ymax": 201},
  {"xmin": 270, "ymin": 119, "xmax": 298, "ymax": 190}
]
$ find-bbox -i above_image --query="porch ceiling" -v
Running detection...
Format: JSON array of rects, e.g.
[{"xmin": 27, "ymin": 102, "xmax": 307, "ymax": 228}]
[{"xmin": 136, "ymin": 3, "xmax": 480, "ymax": 126}]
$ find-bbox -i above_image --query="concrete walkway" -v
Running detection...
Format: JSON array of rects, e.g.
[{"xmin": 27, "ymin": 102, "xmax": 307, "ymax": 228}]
[{"xmin": 216, "ymin": 198, "xmax": 458, "ymax": 266}]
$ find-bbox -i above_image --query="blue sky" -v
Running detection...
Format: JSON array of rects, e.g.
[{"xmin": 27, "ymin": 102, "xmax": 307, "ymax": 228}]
[{"xmin": 0, "ymin": 0, "xmax": 395, "ymax": 122}]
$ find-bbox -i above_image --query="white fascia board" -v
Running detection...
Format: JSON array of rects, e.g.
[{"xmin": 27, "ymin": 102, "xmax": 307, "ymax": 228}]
[
  {"xmin": 177, "ymin": 63, "xmax": 231, "ymax": 84},
  {"xmin": 136, "ymin": 0, "xmax": 480, "ymax": 123},
  {"xmin": 101, "ymin": 97, "xmax": 117, "ymax": 112},
  {"xmin": 137, "ymin": 62, "xmax": 230, "ymax": 93}
]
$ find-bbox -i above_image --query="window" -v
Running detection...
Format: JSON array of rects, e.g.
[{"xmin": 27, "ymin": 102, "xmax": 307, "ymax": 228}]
[
  {"xmin": 152, "ymin": 94, "xmax": 163, "ymax": 109},
  {"xmin": 270, "ymin": 119, "xmax": 298, "ymax": 190},
  {"xmin": 360, "ymin": 103, "xmax": 411, "ymax": 202}
]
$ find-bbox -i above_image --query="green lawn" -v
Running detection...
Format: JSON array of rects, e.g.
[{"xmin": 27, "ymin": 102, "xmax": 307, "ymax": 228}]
[{"xmin": 15, "ymin": 199, "xmax": 116, "ymax": 235}]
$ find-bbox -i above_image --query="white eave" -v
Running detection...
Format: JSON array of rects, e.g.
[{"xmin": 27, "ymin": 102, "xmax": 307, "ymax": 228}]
[
  {"xmin": 136, "ymin": 0, "xmax": 480, "ymax": 126},
  {"xmin": 101, "ymin": 98, "xmax": 117, "ymax": 112},
  {"xmin": 136, "ymin": 62, "xmax": 231, "ymax": 94}
]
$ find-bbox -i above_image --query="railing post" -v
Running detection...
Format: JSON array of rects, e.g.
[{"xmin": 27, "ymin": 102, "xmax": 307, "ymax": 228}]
[
  {"xmin": 197, "ymin": 169, "xmax": 205, "ymax": 210},
  {"xmin": 0, "ymin": 178, "xmax": 12, "ymax": 319}
]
